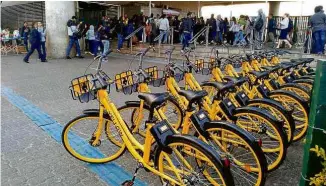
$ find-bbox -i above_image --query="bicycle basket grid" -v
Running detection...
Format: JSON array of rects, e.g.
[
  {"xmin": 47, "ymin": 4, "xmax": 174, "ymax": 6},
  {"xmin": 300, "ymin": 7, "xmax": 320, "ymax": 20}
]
[
  {"xmin": 145, "ymin": 66, "xmax": 166, "ymax": 87},
  {"xmin": 70, "ymin": 74, "xmax": 97, "ymax": 103},
  {"xmin": 195, "ymin": 58, "xmax": 217, "ymax": 75},
  {"xmin": 115, "ymin": 70, "xmax": 138, "ymax": 95}
]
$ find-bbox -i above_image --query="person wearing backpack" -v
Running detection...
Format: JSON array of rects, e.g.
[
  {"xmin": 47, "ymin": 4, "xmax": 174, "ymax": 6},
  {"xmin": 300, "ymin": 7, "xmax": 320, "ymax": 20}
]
[
  {"xmin": 253, "ymin": 9, "xmax": 266, "ymax": 45},
  {"xmin": 276, "ymin": 13, "xmax": 292, "ymax": 49},
  {"xmin": 66, "ymin": 16, "xmax": 84, "ymax": 59},
  {"xmin": 146, "ymin": 14, "xmax": 157, "ymax": 47}
]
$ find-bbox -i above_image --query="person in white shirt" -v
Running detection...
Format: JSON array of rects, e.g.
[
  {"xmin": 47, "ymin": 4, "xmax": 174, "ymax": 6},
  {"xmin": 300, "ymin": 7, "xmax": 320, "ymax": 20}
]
[
  {"xmin": 158, "ymin": 14, "xmax": 169, "ymax": 43},
  {"xmin": 276, "ymin": 13, "xmax": 292, "ymax": 49}
]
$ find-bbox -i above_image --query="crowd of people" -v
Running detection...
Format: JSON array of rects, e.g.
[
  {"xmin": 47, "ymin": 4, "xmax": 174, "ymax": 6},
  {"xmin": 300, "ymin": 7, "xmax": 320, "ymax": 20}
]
[{"xmin": 1, "ymin": 5, "xmax": 325, "ymax": 63}]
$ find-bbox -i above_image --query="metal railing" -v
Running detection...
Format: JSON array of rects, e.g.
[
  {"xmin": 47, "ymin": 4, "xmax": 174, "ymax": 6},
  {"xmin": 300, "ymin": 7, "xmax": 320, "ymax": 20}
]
[
  {"xmin": 189, "ymin": 25, "xmax": 210, "ymax": 48},
  {"xmin": 124, "ymin": 26, "xmax": 144, "ymax": 53}
]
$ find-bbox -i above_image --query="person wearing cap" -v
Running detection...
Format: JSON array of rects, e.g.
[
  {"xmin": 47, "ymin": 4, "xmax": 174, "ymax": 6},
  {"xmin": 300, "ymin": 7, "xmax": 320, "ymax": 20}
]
[{"xmin": 66, "ymin": 16, "xmax": 84, "ymax": 59}]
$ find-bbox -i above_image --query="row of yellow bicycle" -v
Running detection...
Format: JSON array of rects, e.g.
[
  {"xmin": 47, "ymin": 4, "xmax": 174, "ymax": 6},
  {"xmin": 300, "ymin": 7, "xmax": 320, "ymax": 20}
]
[{"xmin": 62, "ymin": 46, "xmax": 314, "ymax": 186}]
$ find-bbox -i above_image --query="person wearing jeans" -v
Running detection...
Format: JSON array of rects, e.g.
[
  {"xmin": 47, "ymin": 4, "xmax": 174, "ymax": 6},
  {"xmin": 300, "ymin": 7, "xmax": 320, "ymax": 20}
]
[
  {"xmin": 116, "ymin": 17, "xmax": 124, "ymax": 52},
  {"xmin": 85, "ymin": 25, "xmax": 96, "ymax": 55},
  {"xmin": 309, "ymin": 5, "xmax": 326, "ymax": 54},
  {"xmin": 66, "ymin": 16, "xmax": 84, "ymax": 59},
  {"xmin": 158, "ymin": 14, "xmax": 169, "ymax": 44},
  {"xmin": 181, "ymin": 12, "xmax": 193, "ymax": 51},
  {"xmin": 37, "ymin": 22, "xmax": 46, "ymax": 60},
  {"xmin": 23, "ymin": 22, "xmax": 46, "ymax": 63},
  {"xmin": 98, "ymin": 25, "xmax": 110, "ymax": 56}
]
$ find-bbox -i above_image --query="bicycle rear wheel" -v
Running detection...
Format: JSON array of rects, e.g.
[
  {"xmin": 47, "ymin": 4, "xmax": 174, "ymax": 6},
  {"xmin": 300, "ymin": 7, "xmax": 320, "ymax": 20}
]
[
  {"xmin": 62, "ymin": 113, "xmax": 126, "ymax": 163},
  {"xmin": 154, "ymin": 135, "xmax": 234, "ymax": 186}
]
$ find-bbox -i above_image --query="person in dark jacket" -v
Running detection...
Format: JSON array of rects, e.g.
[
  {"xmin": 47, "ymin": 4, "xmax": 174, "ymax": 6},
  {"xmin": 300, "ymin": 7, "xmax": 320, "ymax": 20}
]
[
  {"xmin": 208, "ymin": 14, "xmax": 217, "ymax": 44},
  {"xmin": 20, "ymin": 22, "xmax": 30, "ymax": 52},
  {"xmin": 309, "ymin": 5, "xmax": 326, "ymax": 54},
  {"xmin": 116, "ymin": 17, "xmax": 124, "ymax": 52},
  {"xmin": 181, "ymin": 12, "xmax": 193, "ymax": 51},
  {"xmin": 267, "ymin": 14, "xmax": 276, "ymax": 44},
  {"xmin": 23, "ymin": 22, "xmax": 46, "ymax": 63},
  {"xmin": 98, "ymin": 24, "xmax": 110, "ymax": 56},
  {"xmin": 172, "ymin": 16, "xmax": 181, "ymax": 43}
]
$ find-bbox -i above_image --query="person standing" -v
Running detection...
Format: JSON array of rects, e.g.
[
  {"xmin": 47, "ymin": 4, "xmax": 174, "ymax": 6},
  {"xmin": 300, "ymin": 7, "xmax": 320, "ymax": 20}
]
[
  {"xmin": 85, "ymin": 25, "xmax": 96, "ymax": 55},
  {"xmin": 23, "ymin": 22, "xmax": 46, "ymax": 63},
  {"xmin": 98, "ymin": 24, "xmax": 110, "ymax": 56},
  {"xmin": 254, "ymin": 9, "xmax": 266, "ymax": 45},
  {"xmin": 116, "ymin": 17, "xmax": 124, "ymax": 52},
  {"xmin": 267, "ymin": 14, "xmax": 277, "ymax": 45},
  {"xmin": 181, "ymin": 12, "xmax": 193, "ymax": 51},
  {"xmin": 309, "ymin": 5, "xmax": 326, "ymax": 54},
  {"xmin": 158, "ymin": 14, "xmax": 169, "ymax": 44},
  {"xmin": 66, "ymin": 16, "xmax": 84, "ymax": 59},
  {"xmin": 216, "ymin": 15, "xmax": 224, "ymax": 44},
  {"xmin": 276, "ymin": 13, "xmax": 292, "ymax": 49},
  {"xmin": 37, "ymin": 22, "xmax": 46, "ymax": 60},
  {"xmin": 20, "ymin": 22, "xmax": 30, "ymax": 52},
  {"xmin": 208, "ymin": 14, "xmax": 217, "ymax": 44}
]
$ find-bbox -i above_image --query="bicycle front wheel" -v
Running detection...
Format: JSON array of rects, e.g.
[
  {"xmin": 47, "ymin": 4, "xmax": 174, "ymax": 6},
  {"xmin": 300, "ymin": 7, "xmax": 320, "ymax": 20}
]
[
  {"xmin": 204, "ymin": 122, "xmax": 267, "ymax": 186},
  {"xmin": 234, "ymin": 108, "xmax": 288, "ymax": 172},
  {"xmin": 62, "ymin": 113, "xmax": 126, "ymax": 163},
  {"xmin": 155, "ymin": 135, "xmax": 234, "ymax": 186}
]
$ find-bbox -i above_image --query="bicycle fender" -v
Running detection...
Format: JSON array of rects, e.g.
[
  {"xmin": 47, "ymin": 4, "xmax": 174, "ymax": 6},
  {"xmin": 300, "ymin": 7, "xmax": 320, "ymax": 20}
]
[
  {"xmin": 124, "ymin": 101, "xmax": 151, "ymax": 110},
  {"xmin": 293, "ymin": 79, "xmax": 314, "ymax": 84},
  {"xmin": 205, "ymin": 121, "xmax": 257, "ymax": 143},
  {"xmin": 166, "ymin": 134, "xmax": 223, "ymax": 164},
  {"xmin": 279, "ymin": 83, "xmax": 310, "ymax": 94},
  {"xmin": 268, "ymin": 89, "xmax": 309, "ymax": 113},
  {"xmin": 248, "ymin": 98, "xmax": 291, "ymax": 113},
  {"xmin": 234, "ymin": 106, "xmax": 283, "ymax": 127},
  {"xmin": 82, "ymin": 109, "xmax": 112, "ymax": 119}
]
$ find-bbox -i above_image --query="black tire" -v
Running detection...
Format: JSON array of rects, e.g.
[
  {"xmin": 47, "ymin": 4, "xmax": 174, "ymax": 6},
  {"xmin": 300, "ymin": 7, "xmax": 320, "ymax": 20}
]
[
  {"xmin": 268, "ymin": 90, "xmax": 310, "ymax": 141},
  {"xmin": 247, "ymin": 98, "xmax": 295, "ymax": 144},
  {"xmin": 154, "ymin": 134, "xmax": 235, "ymax": 186},
  {"xmin": 204, "ymin": 121, "xmax": 267, "ymax": 186},
  {"xmin": 62, "ymin": 113, "xmax": 126, "ymax": 163},
  {"xmin": 234, "ymin": 107, "xmax": 288, "ymax": 172},
  {"xmin": 279, "ymin": 83, "xmax": 311, "ymax": 100}
]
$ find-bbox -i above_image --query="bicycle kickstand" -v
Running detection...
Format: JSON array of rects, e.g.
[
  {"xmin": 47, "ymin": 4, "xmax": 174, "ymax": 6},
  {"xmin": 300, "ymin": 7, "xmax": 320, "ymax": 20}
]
[{"xmin": 121, "ymin": 162, "xmax": 143, "ymax": 186}]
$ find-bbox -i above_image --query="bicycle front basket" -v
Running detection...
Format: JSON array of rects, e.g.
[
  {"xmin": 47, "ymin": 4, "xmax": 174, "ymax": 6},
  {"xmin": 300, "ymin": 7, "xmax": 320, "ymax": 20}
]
[
  {"xmin": 70, "ymin": 74, "xmax": 97, "ymax": 103},
  {"xmin": 145, "ymin": 66, "xmax": 166, "ymax": 87},
  {"xmin": 115, "ymin": 70, "xmax": 138, "ymax": 95}
]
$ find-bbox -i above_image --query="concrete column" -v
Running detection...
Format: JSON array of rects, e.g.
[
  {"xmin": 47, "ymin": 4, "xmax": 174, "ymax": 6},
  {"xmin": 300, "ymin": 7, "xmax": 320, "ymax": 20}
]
[
  {"xmin": 45, "ymin": 1, "xmax": 75, "ymax": 58},
  {"xmin": 269, "ymin": 1, "xmax": 280, "ymax": 16}
]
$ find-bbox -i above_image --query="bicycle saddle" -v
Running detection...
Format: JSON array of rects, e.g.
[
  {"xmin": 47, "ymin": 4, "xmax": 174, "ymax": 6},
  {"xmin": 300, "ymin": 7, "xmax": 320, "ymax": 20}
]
[
  {"xmin": 178, "ymin": 90, "xmax": 208, "ymax": 106},
  {"xmin": 202, "ymin": 81, "xmax": 236, "ymax": 94},
  {"xmin": 290, "ymin": 58, "xmax": 314, "ymax": 65},
  {"xmin": 223, "ymin": 76, "xmax": 248, "ymax": 87},
  {"xmin": 138, "ymin": 92, "xmax": 170, "ymax": 109},
  {"xmin": 261, "ymin": 65, "xmax": 281, "ymax": 73},
  {"xmin": 249, "ymin": 71, "xmax": 270, "ymax": 79}
]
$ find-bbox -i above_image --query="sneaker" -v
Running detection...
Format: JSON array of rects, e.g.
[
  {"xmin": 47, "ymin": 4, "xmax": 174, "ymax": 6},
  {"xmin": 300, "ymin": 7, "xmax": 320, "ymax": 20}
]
[
  {"xmin": 66, "ymin": 56, "xmax": 72, "ymax": 59},
  {"xmin": 23, "ymin": 59, "xmax": 29, "ymax": 63},
  {"xmin": 41, "ymin": 60, "xmax": 48, "ymax": 62},
  {"xmin": 180, "ymin": 50, "xmax": 184, "ymax": 53},
  {"xmin": 116, "ymin": 49, "xmax": 121, "ymax": 53},
  {"xmin": 77, "ymin": 56, "xmax": 84, "ymax": 59}
]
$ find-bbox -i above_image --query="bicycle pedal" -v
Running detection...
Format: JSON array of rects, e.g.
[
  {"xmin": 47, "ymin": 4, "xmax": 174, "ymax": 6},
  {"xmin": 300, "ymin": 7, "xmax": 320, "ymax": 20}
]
[{"xmin": 121, "ymin": 180, "xmax": 134, "ymax": 186}]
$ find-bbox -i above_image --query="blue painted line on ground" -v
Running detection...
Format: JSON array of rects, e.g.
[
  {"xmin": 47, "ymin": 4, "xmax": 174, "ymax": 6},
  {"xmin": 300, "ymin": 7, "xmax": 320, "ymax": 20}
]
[{"xmin": 1, "ymin": 86, "xmax": 147, "ymax": 186}]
